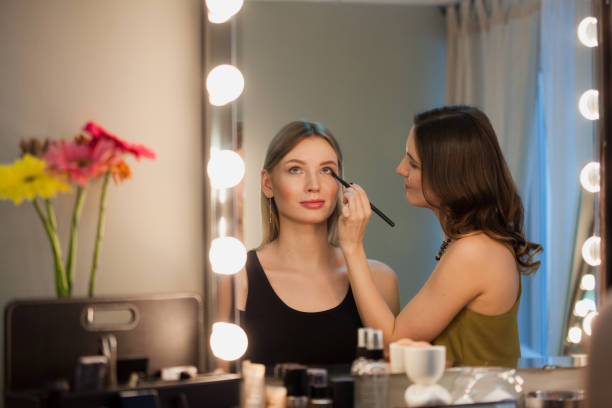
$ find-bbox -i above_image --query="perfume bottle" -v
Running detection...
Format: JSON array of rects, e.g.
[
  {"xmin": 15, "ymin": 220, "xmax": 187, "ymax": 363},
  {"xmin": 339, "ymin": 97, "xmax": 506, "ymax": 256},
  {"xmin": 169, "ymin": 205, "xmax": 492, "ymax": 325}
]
[
  {"xmin": 307, "ymin": 368, "xmax": 333, "ymax": 408},
  {"xmin": 359, "ymin": 329, "xmax": 388, "ymax": 408},
  {"xmin": 284, "ymin": 365, "xmax": 309, "ymax": 408},
  {"xmin": 351, "ymin": 327, "xmax": 370, "ymax": 375}
]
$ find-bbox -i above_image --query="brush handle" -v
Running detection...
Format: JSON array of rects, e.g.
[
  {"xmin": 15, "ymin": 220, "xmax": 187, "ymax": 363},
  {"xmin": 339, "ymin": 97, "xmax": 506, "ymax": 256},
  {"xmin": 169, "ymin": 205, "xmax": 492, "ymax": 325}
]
[{"xmin": 331, "ymin": 172, "xmax": 395, "ymax": 227}]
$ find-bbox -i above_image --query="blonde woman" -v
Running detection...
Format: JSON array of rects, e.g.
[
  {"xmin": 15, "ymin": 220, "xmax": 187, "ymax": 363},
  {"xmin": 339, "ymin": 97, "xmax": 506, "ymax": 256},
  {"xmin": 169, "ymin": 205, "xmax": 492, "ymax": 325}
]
[{"xmin": 237, "ymin": 121, "xmax": 399, "ymax": 367}]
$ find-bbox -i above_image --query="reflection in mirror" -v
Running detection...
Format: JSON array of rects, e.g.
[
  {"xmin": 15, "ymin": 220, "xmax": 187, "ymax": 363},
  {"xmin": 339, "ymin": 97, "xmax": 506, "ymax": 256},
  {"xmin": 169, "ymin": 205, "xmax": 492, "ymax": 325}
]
[{"xmin": 234, "ymin": 0, "xmax": 598, "ymax": 366}]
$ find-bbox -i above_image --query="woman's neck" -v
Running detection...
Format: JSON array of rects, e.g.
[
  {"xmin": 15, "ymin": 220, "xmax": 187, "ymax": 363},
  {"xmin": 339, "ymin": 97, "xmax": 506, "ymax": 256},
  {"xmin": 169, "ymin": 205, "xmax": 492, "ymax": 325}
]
[{"xmin": 272, "ymin": 220, "xmax": 335, "ymax": 267}]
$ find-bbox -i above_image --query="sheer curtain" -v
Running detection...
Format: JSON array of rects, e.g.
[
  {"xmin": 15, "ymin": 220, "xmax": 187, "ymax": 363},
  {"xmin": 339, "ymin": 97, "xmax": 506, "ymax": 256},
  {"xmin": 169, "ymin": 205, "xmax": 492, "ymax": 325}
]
[{"xmin": 445, "ymin": 0, "xmax": 589, "ymax": 356}]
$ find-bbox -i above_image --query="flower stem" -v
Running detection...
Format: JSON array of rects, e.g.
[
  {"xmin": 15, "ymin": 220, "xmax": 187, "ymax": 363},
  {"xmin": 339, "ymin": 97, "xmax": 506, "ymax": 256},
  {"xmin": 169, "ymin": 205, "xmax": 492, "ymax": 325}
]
[
  {"xmin": 89, "ymin": 171, "xmax": 111, "ymax": 297},
  {"xmin": 34, "ymin": 198, "xmax": 69, "ymax": 297},
  {"xmin": 66, "ymin": 186, "xmax": 86, "ymax": 293}
]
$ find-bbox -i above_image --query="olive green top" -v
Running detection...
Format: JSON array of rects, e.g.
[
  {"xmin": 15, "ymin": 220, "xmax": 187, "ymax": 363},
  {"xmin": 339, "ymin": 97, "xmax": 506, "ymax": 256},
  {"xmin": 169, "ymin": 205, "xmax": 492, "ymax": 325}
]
[{"xmin": 432, "ymin": 282, "xmax": 521, "ymax": 367}]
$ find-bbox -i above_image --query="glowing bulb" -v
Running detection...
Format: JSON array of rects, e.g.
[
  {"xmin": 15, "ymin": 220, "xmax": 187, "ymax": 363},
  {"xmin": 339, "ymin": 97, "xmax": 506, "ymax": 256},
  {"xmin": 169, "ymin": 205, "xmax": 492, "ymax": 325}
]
[
  {"xmin": 568, "ymin": 326, "xmax": 582, "ymax": 344},
  {"xmin": 209, "ymin": 236, "xmax": 247, "ymax": 275},
  {"xmin": 574, "ymin": 299, "xmax": 596, "ymax": 317},
  {"xmin": 583, "ymin": 311, "xmax": 598, "ymax": 336},
  {"xmin": 582, "ymin": 236, "xmax": 601, "ymax": 266},
  {"xmin": 581, "ymin": 274, "xmax": 596, "ymax": 291},
  {"xmin": 206, "ymin": 0, "xmax": 243, "ymax": 23},
  {"xmin": 207, "ymin": 150, "xmax": 245, "ymax": 189},
  {"xmin": 580, "ymin": 162, "xmax": 600, "ymax": 193},
  {"xmin": 206, "ymin": 65, "xmax": 244, "ymax": 106},
  {"xmin": 578, "ymin": 89, "xmax": 599, "ymax": 120},
  {"xmin": 209, "ymin": 322, "xmax": 248, "ymax": 360},
  {"xmin": 577, "ymin": 17, "xmax": 598, "ymax": 47}
]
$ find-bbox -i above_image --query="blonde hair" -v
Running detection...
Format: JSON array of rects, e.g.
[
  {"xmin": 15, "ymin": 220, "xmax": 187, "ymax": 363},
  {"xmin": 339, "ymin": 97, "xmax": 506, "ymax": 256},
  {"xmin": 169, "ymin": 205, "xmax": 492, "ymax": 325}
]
[{"xmin": 260, "ymin": 121, "xmax": 343, "ymax": 247}]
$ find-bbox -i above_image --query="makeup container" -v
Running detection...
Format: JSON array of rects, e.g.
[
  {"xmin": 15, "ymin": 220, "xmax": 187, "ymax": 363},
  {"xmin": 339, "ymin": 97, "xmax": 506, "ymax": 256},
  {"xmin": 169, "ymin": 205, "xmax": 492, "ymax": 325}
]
[
  {"xmin": 357, "ymin": 329, "xmax": 388, "ymax": 408},
  {"xmin": 351, "ymin": 328, "xmax": 370, "ymax": 375},
  {"xmin": 284, "ymin": 365, "xmax": 309, "ymax": 408},
  {"xmin": 242, "ymin": 360, "xmax": 266, "ymax": 408},
  {"xmin": 307, "ymin": 368, "xmax": 333, "ymax": 408},
  {"xmin": 330, "ymin": 378, "xmax": 354, "ymax": 408}
]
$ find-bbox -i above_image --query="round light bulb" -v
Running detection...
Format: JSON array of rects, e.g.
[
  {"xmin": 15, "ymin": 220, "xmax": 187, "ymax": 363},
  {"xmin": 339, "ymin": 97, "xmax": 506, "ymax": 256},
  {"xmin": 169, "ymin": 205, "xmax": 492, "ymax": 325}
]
[
  {"xmin": 583, "ymin": 311, "xmax": 598, "ymax": 336},
  {"xmin": 209, "ymin": 322, "xmax": 248, "ymax": 361},
  {"xmin": 577, "ymin": 17, "xmax": 598, "ymax": 48},
  {"xmin": 574, "ymin": 298, "xmax": 596, "ymax": 317},
  {"xmin": 568, "ymin": 326, "xmax": 582, "ymax": 344},
  {"xmin": 581, "ymin": 274, "xmax": 596, "ymax": 291},
  {"xmin": 209, "ymin": 236, "xmax": 247, "ymax": 275},
  {"xmin": 207, "ymin": 149, "xmax": 245, "ymax": 189},
  {"xmin": 578, "ymin": 89, "xmax": 599, "ymax": 120},
  {"xmin": 582, "ymin": 236, "xmax": 601, "ymax": 266},
  {"xmin": 206, "ymin": 65, "xmax": 244, "ymax": 106},
  {"xmin": 206, "ymin": 0, "xmax": 244, "ymax": 23},
  {"xmin": 579, "ymin": 162, "xmax": 600, "ymax": 193}
]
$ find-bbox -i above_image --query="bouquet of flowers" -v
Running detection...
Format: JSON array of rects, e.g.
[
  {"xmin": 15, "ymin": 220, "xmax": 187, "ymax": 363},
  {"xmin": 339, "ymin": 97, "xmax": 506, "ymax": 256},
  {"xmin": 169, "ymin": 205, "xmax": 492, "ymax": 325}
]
[{"xmin": 0, "ymin": 122, "xmax": 155, "ymax": 297}]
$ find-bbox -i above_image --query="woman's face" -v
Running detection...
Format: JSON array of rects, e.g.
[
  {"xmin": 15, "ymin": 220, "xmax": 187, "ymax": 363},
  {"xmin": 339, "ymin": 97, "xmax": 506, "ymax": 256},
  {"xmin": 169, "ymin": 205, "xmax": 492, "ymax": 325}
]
[
  {"xmin": 396, "ymin": 127, "xmax": 430, "ymax": 208},
  {"xmin": 263, "ymin": 136, "xmax": 340, "ymax": 226}
]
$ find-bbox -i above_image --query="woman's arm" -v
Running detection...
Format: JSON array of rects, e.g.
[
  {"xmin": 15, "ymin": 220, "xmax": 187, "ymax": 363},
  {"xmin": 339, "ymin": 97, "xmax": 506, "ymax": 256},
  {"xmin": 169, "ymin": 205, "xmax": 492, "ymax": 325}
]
[{"xmin": 338, "ymin": 185, "xmax": 490, "ymax": 347}]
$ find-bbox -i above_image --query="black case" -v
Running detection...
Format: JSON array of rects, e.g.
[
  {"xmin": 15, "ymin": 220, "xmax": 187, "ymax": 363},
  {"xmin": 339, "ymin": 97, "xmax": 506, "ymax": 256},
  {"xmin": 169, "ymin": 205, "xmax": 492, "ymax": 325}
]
[{"xmin": 4, "ymin": 293, "xmax": 240, "ymax": 408}]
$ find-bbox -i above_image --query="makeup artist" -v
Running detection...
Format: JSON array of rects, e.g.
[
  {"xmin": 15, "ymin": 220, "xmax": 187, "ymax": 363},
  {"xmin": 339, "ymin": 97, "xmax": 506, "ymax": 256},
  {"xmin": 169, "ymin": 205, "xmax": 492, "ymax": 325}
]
[
  {"xmin": 237, "ymin": 120, "xmax": 400, "ymax": 368},
  {"xmin": 338, "ymin": 106, "xmax": 542, "ymax": 367}
]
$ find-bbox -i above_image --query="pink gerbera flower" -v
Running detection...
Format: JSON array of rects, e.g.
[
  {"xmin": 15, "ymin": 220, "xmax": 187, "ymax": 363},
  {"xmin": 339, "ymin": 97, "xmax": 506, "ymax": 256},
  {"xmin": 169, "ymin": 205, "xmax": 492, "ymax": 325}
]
[
  {"xmin": 44, "ymin": 139, "xmax": 121, "ymax": 186},
  {"xmin": 84, "ymin": 122, "xmax": 156, "ymax": 160}
]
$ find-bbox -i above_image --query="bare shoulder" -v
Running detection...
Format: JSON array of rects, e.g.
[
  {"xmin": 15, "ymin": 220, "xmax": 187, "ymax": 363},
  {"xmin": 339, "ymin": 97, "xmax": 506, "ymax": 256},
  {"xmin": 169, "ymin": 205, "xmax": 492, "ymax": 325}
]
[
  {"xmin": 367, "ymin": 259, "xmax": 397, "ymax": 282},
  {"xmin": 367, "ymin": 258, "xmax": 400, "ymax": 315},
  {"xmin": 448, "ymin": 233, "xmax": 515, "ymax": 265}
]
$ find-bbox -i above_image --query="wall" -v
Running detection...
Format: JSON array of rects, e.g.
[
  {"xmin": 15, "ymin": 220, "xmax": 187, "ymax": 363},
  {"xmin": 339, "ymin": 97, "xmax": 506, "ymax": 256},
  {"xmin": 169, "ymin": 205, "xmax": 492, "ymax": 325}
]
[
  {"xmin": 237, "ymin": 2, "xmax": 447, "ymax": 306},
  {"xmin": 0, "ymin": 0, "xmax": 204, "ymax": 399}
]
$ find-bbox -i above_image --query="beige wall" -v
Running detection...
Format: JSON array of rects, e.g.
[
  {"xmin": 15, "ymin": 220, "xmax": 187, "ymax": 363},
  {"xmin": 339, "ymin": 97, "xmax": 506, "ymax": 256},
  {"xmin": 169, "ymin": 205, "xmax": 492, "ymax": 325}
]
[
  {"xmin": 0, "ymin": 0, "xmax": 204, "ymax": 398},
  {"xmin": 237, "ymin": 2, "xmax": 446, "ymax": 306}
]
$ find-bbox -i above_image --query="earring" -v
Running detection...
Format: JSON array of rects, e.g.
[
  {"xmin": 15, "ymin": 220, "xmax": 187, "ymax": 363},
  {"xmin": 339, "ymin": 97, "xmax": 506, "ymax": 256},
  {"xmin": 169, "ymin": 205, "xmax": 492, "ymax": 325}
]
[{"xmin": 268, "ymin": 197, "xmax": 272, "ymax": 225}]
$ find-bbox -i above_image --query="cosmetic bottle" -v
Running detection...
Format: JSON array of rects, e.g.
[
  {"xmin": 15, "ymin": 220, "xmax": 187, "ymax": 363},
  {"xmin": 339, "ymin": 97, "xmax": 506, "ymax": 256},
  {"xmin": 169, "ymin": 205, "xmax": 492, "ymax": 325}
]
[
  {"xmin": 357, "ymin": 329, "xmax": 388, "ymax": 408},
  {"xmin": 283, "ymin": 365, "xmax": 309, "ymax": 408},
  {"xmin": 330, "ymin": 378, "xmax": 354, "ymax": 408},
  {"xmin": 241, "ymin": 360, "xmax": 266, "ymax": 408},
  {"xmin": 350, "ymin": 328, "xmax": 370, "ymax": 375},
  {"xmin": 307, "ymin": 368, "xmax": 333, "ymax": 408}
]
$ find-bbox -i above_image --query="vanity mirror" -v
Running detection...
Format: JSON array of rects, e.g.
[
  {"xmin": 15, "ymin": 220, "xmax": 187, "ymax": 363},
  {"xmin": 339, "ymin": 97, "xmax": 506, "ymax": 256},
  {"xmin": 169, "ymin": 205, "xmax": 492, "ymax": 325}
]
[{"xmin": 204, "ymin": 0, "xmax": 606, "ymax": 369}]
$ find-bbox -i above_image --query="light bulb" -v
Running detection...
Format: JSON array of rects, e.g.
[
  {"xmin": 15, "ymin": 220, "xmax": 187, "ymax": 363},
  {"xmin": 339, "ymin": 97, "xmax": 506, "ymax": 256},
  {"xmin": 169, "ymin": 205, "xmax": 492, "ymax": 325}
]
[
  {"xmin": 209, "ymin": 236, "xmax": 247, "ymax": 275},
  {"xmin": 577, "ymin": 17, "xmax": 598, "ymax": 47},
  {"xmin": 581, "ymin": 274, "xmax": 596, "ymax": 291},
  {"xmin": 207, "ymin": 149, "xmax": 245, "ymax": 189},
  {"xmin": 582, "ymin": 236, "xmax": 601, "ymax": 266},
  {"xmin": 206, "ymin": 65, "xmax": 244, "ymax": 106},
  {"xmin": 206, "ymin": 0, "xmax": 244, "ymax": 23},
  {"xmin": 209, "ymin": 322, "xmax": 248, "ymax": 361},
  {"xmin": 578, "ymin": 89, "xmax": 599, "ymax": 120},
  {"xmin": 579, "ymin": 162, "xmax": 600, "ymax": 193},
  {"xmin": 583, "ymin": 311, "xmax": 598, "ymax": 336},
  {"xmin": 574, "ymin": 299, "xmax": 596, "ymax": 317},
  {"xmin": 568, "ymin": 326, "xmax": 582, "ymax": 344}
]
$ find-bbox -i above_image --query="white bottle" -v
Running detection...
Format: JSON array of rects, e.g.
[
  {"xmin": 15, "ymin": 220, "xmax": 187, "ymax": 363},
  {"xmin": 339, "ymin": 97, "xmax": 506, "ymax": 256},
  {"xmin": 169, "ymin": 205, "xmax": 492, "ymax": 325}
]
[
  {"xmin": 351, "ymin": 328, "xmax": 370, "ymax": 375},
  {"xmin": 359, "ymin": 329, "xmax": 388, "ymax": 408}
]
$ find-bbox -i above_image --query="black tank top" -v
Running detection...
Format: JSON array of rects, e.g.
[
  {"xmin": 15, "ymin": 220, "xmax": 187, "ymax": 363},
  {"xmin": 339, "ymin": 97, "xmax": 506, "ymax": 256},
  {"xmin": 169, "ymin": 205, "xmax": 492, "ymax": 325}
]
[{"xmin": 240, "ymin": 250, "xmax": 363, "ymax": 367}]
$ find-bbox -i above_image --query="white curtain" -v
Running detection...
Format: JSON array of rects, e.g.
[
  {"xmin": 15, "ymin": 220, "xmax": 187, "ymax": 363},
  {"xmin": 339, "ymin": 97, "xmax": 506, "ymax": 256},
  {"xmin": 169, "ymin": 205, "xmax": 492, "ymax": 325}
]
[{"xmin": 445, "ymin": 0, "xmax": 591, "ymax": 356}]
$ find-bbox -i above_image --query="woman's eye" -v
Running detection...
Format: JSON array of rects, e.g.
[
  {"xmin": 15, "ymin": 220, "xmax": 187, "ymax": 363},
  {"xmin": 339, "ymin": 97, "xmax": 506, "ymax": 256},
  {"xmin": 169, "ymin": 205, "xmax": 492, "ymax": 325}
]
[
  {"xmin": 288, "ymin": 167, "xmax": 301, "ymax": 174},
  {"xmin": 321, "ymin": 167, "xmax": 332, "ymax": 174},
  {"xmin": 409, "ymin": 162, "xmax": 419, "ymax": 170}
]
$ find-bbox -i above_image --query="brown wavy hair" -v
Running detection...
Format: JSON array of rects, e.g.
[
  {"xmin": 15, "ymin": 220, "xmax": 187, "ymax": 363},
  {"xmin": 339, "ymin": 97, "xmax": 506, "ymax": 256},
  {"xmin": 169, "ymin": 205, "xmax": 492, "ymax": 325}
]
[
  {"xmin": 413, "ymin": 105, "xmax": 542, "ymax": 275},
  {"xmin": 259, "ymin": 121, "xmax": 344, "ymax": 247}
]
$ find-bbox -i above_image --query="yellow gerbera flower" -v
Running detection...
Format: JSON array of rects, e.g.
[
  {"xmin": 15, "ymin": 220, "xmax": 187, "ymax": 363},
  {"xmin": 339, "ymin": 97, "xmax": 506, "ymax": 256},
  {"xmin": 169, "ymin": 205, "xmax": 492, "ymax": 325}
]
[{"xmin": 0, "ymin": 154, "xmax": 70, "ymax": 204}]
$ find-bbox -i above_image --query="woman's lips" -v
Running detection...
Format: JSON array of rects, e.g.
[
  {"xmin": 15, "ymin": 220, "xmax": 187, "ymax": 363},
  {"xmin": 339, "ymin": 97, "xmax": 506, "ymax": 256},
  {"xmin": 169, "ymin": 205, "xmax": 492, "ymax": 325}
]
[
  {"xmin": 405, "ymin": 184, "xmax": 411, "ymax": 190},
  {"xmin": 300, "ymin": 200, "xmax": 325, "ymax": 209}
]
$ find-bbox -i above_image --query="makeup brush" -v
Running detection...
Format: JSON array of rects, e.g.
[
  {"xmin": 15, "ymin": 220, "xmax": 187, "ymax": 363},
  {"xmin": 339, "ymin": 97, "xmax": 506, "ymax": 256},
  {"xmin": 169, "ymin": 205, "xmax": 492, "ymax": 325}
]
[{"xmin": 329, "ymin": 170, "xmax": 395, "ymax": 227}]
